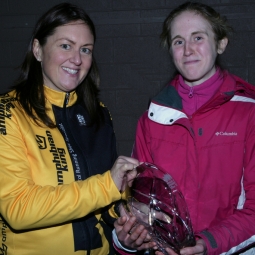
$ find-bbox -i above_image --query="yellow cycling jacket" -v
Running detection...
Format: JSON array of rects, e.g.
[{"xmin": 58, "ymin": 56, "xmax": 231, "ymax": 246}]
[{"xmin": 0, "ymin": 86, "xmax": 120, "ymax": 255}]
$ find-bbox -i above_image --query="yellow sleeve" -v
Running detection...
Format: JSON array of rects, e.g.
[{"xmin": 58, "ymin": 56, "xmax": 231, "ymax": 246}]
[
  {"xmin": 0, "ymin": 103, "xmax": 121, "ymax": 230},
  {"xmin": 108, "ymin": 187, "xmax": 131, "ymax": 218}
]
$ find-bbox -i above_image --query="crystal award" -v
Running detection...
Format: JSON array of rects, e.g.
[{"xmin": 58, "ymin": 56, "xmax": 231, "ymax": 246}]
[{"xmin": 125, "ymin": 162, "xmax": 196, "ymax": 254}]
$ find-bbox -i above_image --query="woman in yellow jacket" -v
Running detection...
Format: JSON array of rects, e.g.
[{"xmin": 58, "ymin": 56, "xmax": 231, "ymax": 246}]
[{"xmin": 0, "ymin": 3, "xmax": 138, "ymax": 255}]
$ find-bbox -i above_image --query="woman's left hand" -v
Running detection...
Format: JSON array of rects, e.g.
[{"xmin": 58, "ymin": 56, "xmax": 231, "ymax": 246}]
[{"xmin": 155, "ymin": 239, "xmax": 207, "ymax": 255}]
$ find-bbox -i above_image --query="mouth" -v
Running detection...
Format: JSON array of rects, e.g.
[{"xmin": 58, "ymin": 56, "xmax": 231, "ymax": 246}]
[
  {"xmin": 184, "ymin": 60, "xmax": 199, "ymax": 65},
  {"xmin": 62, "ymin": 67, "xmax": 78, "ymax": 75}
]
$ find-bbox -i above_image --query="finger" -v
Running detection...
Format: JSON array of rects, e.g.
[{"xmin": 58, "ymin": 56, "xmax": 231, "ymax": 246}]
[
  {"xmin": 144, "ymin": 233, "xmax": 152, "ymax": 242},
  {"xmin": 115, "ymin": 158, "xmax": 139, "ymax": 172},
  {"xmin": 122, "ymin": 216, "xmax": 137, "ymax": 233},
  {"xmin": 136, "ymin": 241, "xmax": 157, "ymax": 251},
  {"xmin": 128, "ymin": 224, "xmax": 146, "ymax": 241},
  {"xmin": 180, "ymin": 239, "xmax": 206, "ymax": 255},
  {"xmin": 117, "ymin": 216, "xmax": 137, "ymax": 239},
  {"xmin": 125, "ymin": 224, "xmax": 156, "ymax": 250},
  {"xmin": 119, "ymin": 203, "xmax": 132, "ymax": 219},
  {"xmin": 118, "ymin": 156, "xmax": 139, "ymax": 165},
  {"xmin": 114, "ymin": 216, "xmax": 127, "ymax": 229},
  {"xmin": 155, "ymin": 252, "xmax": 164, "ymax": 255},
  {"xmin": 180, "ymin": 245, "xmax": 204, "ymax": 255},
  {"xmin": 111, "ymin": 157, "xmax": 139, "ymax": 190},
  {"xmin": 131, "ymin": 226, "xmax": 151, "ymax": 246},
  {"xmin": 126, "ymin": 168, "xmax": 138, "ymax": 183},
  {"xmin": 164, "ymin": 247, "xmax": 179, "ymax": 255}
]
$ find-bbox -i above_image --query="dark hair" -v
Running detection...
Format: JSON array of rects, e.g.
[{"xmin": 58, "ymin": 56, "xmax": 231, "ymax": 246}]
[
  {"xmin": 161, "ymin": 1, "xmax": 233, "ymax": 50},
  {"xmin": 13, "ymin": 2, "xmax": 103, "ymax": 128}
]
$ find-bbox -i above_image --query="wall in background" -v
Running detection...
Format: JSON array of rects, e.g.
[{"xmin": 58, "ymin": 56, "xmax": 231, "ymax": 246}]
[{"xmin": 0, "ymin": 0, "xmax": 255, "ymax": 155}]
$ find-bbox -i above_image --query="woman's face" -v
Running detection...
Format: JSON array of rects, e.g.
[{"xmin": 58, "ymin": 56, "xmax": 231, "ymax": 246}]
[
  {"xmin": 33, "ymin": 20, "xmax": 94, "ymax": 92},
  {"xmin": 170, "ymin": 11, "xmax": 227, "ymax": 86}
]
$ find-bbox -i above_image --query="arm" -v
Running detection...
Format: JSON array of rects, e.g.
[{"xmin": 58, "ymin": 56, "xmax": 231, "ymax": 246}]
[
  {"xmin": 196, "ymin": 111, "xmax": 255, "ymax": 255},
  {"xmin": 0, "ymin": 107, "xmax": 138, "ymax": 230},
  {"xmin": 133, "ymin": 109, "xmax": 255, "ymax": 255}
]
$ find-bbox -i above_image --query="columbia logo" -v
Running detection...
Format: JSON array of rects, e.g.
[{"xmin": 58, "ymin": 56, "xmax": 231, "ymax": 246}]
[{"xmin": 215, "ymin": 132, "xmax": 237, "ymax": 136}]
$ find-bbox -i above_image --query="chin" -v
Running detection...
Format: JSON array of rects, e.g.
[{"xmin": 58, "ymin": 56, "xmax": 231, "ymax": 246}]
[
  {"xmin": 183, "ymin": 77, "xmax": 203, "ymax": 86},
  {"xmin": 62, "ymin": 84, "xmax": 79, "ymax": 91}
]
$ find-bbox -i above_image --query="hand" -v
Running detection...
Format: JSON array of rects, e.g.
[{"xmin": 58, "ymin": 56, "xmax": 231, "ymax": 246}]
[
  {"xmin": 110, "ymin": 156, "xmax": 139, "ymax": 192},
  {"xmin": 179, "ymin": 239, "xmax": 207, "ymax": 255},
  {"xmin": 114, "ymin": 203, "xmax": 157, "ymax": 251},
  {"xmin": 155, "ymin": 239, "xmax": 207, "ymax": 255}
]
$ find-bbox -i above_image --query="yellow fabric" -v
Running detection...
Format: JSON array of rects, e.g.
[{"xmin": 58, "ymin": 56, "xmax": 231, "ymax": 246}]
[{"xmin": 0, "ymin": 87, "xmax": 121, "ymax": 255}]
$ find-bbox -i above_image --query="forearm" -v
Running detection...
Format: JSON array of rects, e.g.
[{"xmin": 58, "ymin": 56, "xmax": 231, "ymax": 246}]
[
  {"xmin": 0, "ymin": 171, "xmax": 121, "ymax": 230},
  {"xmin": 196, "ymin": 208, "xmax": 255, "ymax": 255}
]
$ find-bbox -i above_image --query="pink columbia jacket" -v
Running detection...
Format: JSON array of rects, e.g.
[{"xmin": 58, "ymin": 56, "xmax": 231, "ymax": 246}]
[{"xmin": 132, "ymin": 70, "xmax": 255, "ymax": 255}]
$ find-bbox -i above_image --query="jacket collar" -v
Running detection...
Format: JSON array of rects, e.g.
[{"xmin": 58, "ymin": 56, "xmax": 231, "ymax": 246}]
[
  {"xmin": 148, "ymin": 70, "xmax": 253, "ymax": 125},
  {"xmin": 44, "ymin": 85, "xmax": 77, "ymax": 107}
]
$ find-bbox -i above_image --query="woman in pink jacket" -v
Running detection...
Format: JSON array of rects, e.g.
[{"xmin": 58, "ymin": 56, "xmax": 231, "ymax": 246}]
[{"xmin": 114, "ymin": 2, "xmax": 255, "ymax": 255}]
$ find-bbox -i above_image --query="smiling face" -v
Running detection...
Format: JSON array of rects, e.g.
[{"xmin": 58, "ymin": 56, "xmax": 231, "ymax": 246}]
[
  {"xmin": 170, "ymin": 11, "xmax": 227, "ymax": 86},
  {"xmin": 33, "ymin": 20, "xmax": 94, "ymax": 92}
]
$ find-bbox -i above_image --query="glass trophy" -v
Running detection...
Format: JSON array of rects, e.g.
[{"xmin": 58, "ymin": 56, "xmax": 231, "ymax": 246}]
[{"xmin": 125, "ymin": 162, "xmax": 196, "ymax": 254}]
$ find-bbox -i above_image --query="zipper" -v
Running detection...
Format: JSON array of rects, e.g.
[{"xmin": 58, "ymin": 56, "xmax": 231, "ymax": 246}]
[
  {"xmin": 64, "ymin": 92, "xmax": 70, "ymax": 106},
  {"xmin": 61, "ymin": 93, "xmax": 92, "ymax": 251},
  {"xmin": 189, "ymin": 86, "xmax": 194, "ymax": 98}
]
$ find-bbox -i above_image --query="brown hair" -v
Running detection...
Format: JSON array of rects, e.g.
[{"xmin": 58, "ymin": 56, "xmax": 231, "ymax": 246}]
[
  {"xmin": 161, "ymin": 1, "xmax": 233, "ymax": 50},
  {"xmin": 13, "ymin": 2, "xmax": 103, "ymax": 128}
]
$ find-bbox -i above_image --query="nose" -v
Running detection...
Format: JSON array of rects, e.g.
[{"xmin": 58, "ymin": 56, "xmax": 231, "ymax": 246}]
[
  {"xmin": 183, "ymin": 42, "xmax": 193, "ymax": 56},
  {"xmin": 70, "ymin": 50, "xmax": 82, "ymax": 65}
]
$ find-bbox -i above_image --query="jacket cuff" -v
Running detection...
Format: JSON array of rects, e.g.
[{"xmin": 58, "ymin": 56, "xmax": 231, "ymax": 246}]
[
  {"xmin": 196, "ymin": 230, "xmax": 218, "ymax": 254},
  {"xmin": 112, "ymin": 229, "xmax": 137, "ymax": 254}
]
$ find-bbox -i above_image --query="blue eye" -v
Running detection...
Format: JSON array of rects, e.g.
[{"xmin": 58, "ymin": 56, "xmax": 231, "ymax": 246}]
[
  {"xmin": 81, "ymin": 48, "xmax": 92, "ymax": 54},
  {"xmin": 195, "ymin": 36, "xmax": 202, "ymax": 41},
  {"xmin": 61, "ymin": 44, "xmax": 71, "ymax": 50},
  {"xmin": 173, "ymin": 40, "xmax": 183, "ymax": 46}
]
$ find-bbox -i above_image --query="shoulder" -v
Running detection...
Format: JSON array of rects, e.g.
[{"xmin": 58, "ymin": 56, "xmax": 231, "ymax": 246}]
[
  {"xmin": 0, "ymin": 90, "xmax": 19, "ymax": 113},
  {"xmin": 0, "ymin": 90, "xmax": 27, "ymax": 136},
  {"xmin": 0, "ymin": 90, "xmax": 17, "ymax": 100},
  {"xmin": 224, "ymin": 71, "xmax": 255, "ymax": 96}
]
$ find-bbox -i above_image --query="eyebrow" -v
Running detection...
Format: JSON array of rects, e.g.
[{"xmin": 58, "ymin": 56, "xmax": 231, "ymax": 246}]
[
  {"xmin": 171, "ymin": 30, "xmax": 208, "ymax": 43},
  {"xmin": 56, "ymin": 38, "xmax": 94, "ymax": 46}
]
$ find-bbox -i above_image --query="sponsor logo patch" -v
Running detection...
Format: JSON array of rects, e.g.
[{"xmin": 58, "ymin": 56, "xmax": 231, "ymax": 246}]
[
  {"xmin": 46, "ymin": 130, "xmax": 68, "ymax": 185},
  {"xmin": 35, "ymin": 135, "xmax": 47, "ymax": 149},
  {"xmin": 0, "ymin": 218, "xmax": 8, "ymax": 255},
  {"xmin": 76, "ymin": 114, "xmax": 86, "ymax": 126},
  {"xmin": 0, "ymin": 95, "xmax": 15, "ymax": 136}
]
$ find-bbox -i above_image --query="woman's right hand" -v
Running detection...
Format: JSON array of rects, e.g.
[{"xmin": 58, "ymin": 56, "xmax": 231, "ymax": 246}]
[
  {"xmin": 110, "ymin": 156, "xmax": 139, "ymax": 192},
  {"xmin": 114, "ymin": 203, "xmax": 157, "ymax": 251}
]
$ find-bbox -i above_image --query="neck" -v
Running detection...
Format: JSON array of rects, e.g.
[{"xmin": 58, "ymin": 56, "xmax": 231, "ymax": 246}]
[{"xmin": 184, "ymin": 66, "xmax": 217, "ymax": 87}]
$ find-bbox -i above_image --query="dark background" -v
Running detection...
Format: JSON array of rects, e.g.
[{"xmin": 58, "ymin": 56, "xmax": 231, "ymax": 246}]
[{"xmin": 1, "ymin": 0, "xmax": 255, "ymax": 156}]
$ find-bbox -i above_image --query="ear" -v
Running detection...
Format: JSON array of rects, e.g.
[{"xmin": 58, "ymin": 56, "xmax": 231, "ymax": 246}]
[
  {"xmin": 32, "ymin": 39, "xmax": 43, "ymax": 62},
  {"xmin": 217, "ymin": 37, "xmax": 228, "ymax": 54}
]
